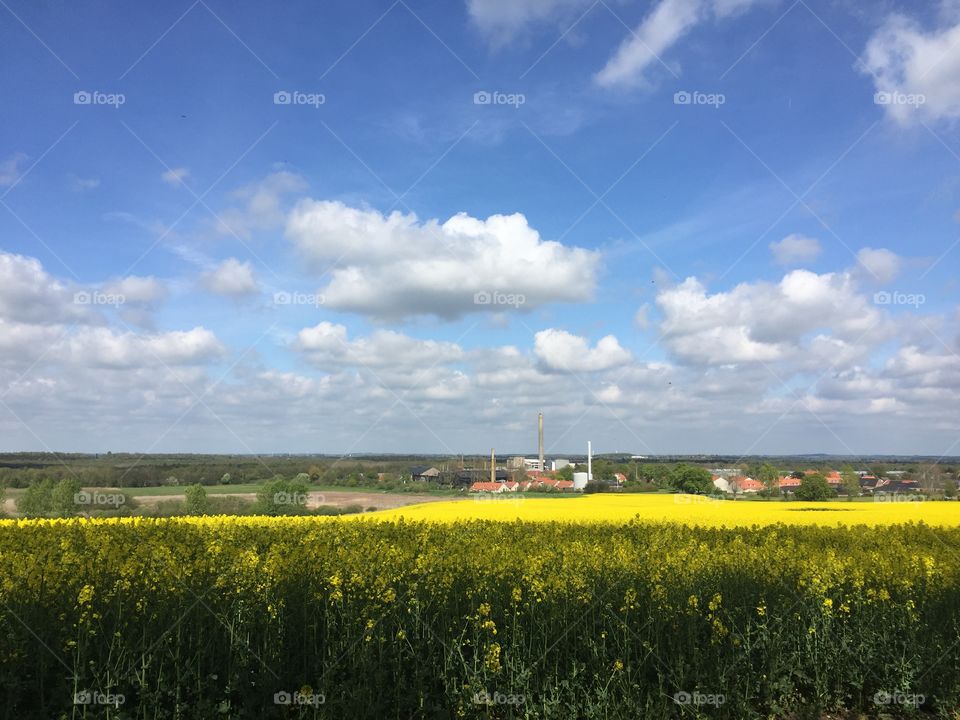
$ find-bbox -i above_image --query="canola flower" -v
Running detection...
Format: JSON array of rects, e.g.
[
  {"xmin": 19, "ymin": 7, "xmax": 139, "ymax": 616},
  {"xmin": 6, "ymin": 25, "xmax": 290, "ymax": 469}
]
[
  {"xmin": 358, "ymin": 492, "xmax": 960, "ymax": 526},
  {"xmin": 1, "ymin": 513, "xmax": 959, "ymax": 718}
]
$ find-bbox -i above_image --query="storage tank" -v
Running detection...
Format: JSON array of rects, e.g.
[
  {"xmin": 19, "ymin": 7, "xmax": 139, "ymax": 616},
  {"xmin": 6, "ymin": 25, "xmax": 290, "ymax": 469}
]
[{"xmin": 573, "ymin": 472, "xmax": 589, "ymax": 490}]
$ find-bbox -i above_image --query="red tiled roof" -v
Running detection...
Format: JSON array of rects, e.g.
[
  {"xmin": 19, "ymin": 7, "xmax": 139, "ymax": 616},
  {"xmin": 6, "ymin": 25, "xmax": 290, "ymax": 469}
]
[{"xmin": 469, "ymin": 482, "xmax": 501, "ymax": 492}]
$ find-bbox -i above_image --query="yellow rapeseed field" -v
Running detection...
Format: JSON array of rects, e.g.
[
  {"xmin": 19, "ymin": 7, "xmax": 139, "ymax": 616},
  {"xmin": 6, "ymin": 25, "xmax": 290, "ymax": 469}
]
[{"xmin": 363, "ymin": 492, "xmax": 960, "ymax": 526}]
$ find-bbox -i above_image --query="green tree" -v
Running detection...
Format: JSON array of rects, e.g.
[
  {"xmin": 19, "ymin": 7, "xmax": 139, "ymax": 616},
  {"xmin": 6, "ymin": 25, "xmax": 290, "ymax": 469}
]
[
  {"xmin": 757, "ymin": 463, "xmax": 780, "ymax": 497},
  {"xmin": 51, "ymin": 478, "xmax": 82, "ymax": 515},
  {"xmin": 670, "ymin": 464, "xmax": 713, "ymax": 494},
  {"xmin": 795, "ymin": 473, "xmax": 837, "ymax": 501},
  {"xmin": 185, "ymin": 484, "xmax": 210, "ymax": 515},
  {"xmin": 841, "ymin": 467, "xmax": 860, "ymax": 499},
  {"xmin": 219, "ymin": 473, "xmax": 232, "ymax": 485},
  {"xmin": 17, "ymin": 479, "xmax": 55, "ymax": 517},
  {"xmin": 255, "ymin": 478, "xmax": 310, "ymax": 516},
  {"xmin": 555, "ymin": 465, "xmax": 574, "ymax": 481}
]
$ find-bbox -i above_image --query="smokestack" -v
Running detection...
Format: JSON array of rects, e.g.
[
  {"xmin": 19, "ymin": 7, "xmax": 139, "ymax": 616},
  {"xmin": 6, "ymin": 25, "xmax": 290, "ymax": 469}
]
[
  {"xmin": 491, "ymin": 448, "xmax": 496, "ymax": 484},
  {"xmin": 538, "ymin": 412, "xmax": 544, "ymax": 471},
  {"xmin": 587, "ymin": 440, "xmax": 592, "ymax": 481}
]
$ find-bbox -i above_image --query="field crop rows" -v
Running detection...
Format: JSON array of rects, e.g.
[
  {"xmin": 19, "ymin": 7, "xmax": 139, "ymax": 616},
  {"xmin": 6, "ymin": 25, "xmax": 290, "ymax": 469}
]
[{"xmin": 1, "ymin": 516, "xmax": 958, "ymax": 718}]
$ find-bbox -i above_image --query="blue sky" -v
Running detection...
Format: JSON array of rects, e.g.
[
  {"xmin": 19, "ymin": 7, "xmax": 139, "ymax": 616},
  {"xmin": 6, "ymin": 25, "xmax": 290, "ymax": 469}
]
[{"xmin": 0, "ymin": 0, "xmax": 958, "ymax": 456}]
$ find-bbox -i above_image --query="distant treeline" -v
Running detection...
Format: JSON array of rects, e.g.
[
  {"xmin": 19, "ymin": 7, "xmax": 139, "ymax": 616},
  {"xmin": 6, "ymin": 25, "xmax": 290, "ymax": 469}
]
[{"xmin": 0, "ymin": 453, "xmax": 954, "ymax": 490}]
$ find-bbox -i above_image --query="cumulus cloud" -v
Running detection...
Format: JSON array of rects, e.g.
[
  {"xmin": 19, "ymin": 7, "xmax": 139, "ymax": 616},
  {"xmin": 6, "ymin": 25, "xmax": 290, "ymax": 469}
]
[
  {"xmin": 161, "ymin": 167, "xmax": 190, "ymax": 186},
  {"xmin": 0, "ymin": 251, "xmax": 95, "ymax": 325},
  {"xmin": 769, "ymin": 234, "xmax": 822, "ymax": 265},
  {"xmin": 64, "ymin": 327, "xmax": 225, "ymax": 368},
  {"xmin": 286, "ymin": 200, "xmax": 599, "ymax": 320},
  {"xmin": 856, "ymin": 247, "xmax": 901, "ymax": 283},
  {"xmin": 534, "ymin": 328, "xmax": 631, "ymax": 372},
  {"xmin": 595, "ymin": 0, "xmax": 766, "ymax": 87},
  {"xmin": 102, "ymin": 275, "xmax": 167, "ymax": 304},
  {"xmin": 861, "ymin": 12, "xmax": 960, "ymax": 125},
  {"xmin": 200, "ymin": 258, "xmax": 260, "ymax": 296},
  {"xmin": 656, "ymin": 270, "xmax": 887, "ymax": 365},
  {"xmin": 298, "ymin": 322, "xmax": 464, "ymax": 370},
  {"xmin": 217, "ymin": 170, "xmax": 307, "ymax": 239}
]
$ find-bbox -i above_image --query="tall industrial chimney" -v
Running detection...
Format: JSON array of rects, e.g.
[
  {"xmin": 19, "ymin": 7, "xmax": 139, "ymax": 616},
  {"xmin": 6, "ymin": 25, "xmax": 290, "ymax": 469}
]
[
  {"xmin": 490, "ymin": 448, "xmax": 496, "ymax": 484},
  {"xmin": 587, "ymin": 440, "xmax": 592, "ymax": 481},
  {"xmin": 538, "ymin": 412, "xmax": 544, "ymax": 471}
]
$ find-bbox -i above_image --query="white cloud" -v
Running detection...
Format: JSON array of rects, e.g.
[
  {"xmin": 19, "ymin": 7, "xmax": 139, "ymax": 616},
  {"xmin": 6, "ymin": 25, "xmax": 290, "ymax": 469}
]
[
  {"xmin": 200, "ymin": 258, "xmax": 260, "ymax": 296},
  {"xmin": 68, "ymin": 175, "xmax": 100, "ymax": 192},
  {"xmin": 161, "ymin": 167, "xmax": 190, "ymax": 186},
  {"xmin": 769, "ymin": 234, "xmax": 822, "ymax": 265},
  {"xmin": 0, "ymin": 251, "xmax": 95, "ymax": 325},
  {"xmin": 287, "ymin": 200, "xmax": 599, "ymax": 320},
  {"xmin": 534, "ymin": 328, "xmax": 631, "ymax": 372},
  {"xmin": 656, "ymin": 270, "xmax": 887, "ymax": 364},
  {"xmin": 0, "ymin": 153, "xmax": 28, "ymax": 187},
  {"xmin": 217, "ymin": 170, "xmax": 307, "ymax": 238},
  {"xmin": 298, "ymin": 322, "xmax": 464, "ymax": 370},
  {"xmin": 64, "ymin": 327, "xmax": 224, "ymax": 368},
  {"xmin": 856, "ymin": 247, "xmax": 901, "ymax": 283},
  {"xmin": 861, "ymin": 12, "xmax": 960, "ymax": 124},
  {"xmin": 596, "ymin": 0, "xmax": 704, "ymax": 88},
  {"xmin": 634, "ymin": 303, "xmax": 652, "ymax": 330},
  {"xmin": 102, "ymin": 275, "xmax": 167, "ymax": 304},
  {"xmin": 467, "ymin": 0, "xmax": 593, "ymax": 44},
  {"xmin": 594, "ymin": 0, "xmax": 766, "ymax": 88}
]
